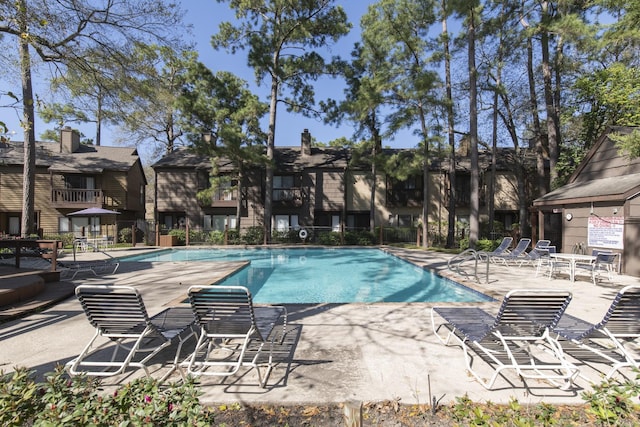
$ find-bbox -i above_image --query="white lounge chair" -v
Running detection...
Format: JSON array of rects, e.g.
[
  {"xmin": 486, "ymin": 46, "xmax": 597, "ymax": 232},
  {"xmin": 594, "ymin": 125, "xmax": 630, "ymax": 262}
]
[
  {"xmin": 67, "ymin": 285, "xmax": 196, "ymax": 380},
  {"xmin": 518, "ymin": 240, "xmax": 552, "ymax": 268},
  {"xmin": 488, "ymin": 236, "xmax": 513, "ymax": 255},
  {"xmin": 490, "ymin": 238, "xmax": 532, "ymax": 265},
  {"xmin": 431, "ymin": 289, "xmax": 578, "ymax": 390},
  {"xmin": 58, "ymin": 259, "xmax": 120, "ymax": 280},
  {"xmin": 185, "ymin": 285, "xmax": 287, "ymax": 387},
  {"xmin": 552, "ymin": 285, "xmax": 640, "ymax": 380}
]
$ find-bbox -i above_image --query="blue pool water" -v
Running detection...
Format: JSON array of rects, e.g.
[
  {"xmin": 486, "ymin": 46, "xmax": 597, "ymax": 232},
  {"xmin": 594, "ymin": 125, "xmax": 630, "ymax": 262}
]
[{"xmin": 122, "ymin": 248, "xmax": 491, "ymax": 304}]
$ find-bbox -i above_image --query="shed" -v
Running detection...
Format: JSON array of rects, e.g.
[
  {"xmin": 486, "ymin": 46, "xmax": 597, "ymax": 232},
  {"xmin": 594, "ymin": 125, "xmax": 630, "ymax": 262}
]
[{"xmin": 532, "ymin": 126, "xmax": 640, "ymax": 276}]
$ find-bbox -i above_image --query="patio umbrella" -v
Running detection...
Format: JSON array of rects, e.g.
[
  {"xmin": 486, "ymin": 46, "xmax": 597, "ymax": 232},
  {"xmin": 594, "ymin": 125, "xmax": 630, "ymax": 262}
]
[
  {"xmin": 68, "ymin": 207, "xmax": 121, "ymax": 236},
  {"xmin": 68, "ymin": 208, "xmax": 121, "ymax": 259}
]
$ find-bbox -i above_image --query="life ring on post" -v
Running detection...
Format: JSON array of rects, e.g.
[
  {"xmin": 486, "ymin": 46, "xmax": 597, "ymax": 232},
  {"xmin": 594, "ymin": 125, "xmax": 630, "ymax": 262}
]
[{"xmin": 299, "ymin": 229, "xmax": 308, "ymax": 240}]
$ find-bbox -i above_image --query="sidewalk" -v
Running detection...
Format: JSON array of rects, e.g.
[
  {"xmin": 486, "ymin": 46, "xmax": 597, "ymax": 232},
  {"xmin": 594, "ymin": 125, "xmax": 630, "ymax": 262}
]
[{"xmin": 1, "ymin": 246, "xmax": 638, "ymax": 407}]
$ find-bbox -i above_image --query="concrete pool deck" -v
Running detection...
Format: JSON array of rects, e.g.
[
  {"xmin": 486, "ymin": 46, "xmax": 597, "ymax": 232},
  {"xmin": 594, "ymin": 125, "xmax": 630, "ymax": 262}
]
[{"xmin": 1, "ymin": 246, "xmax": 639, "ymax": 408}]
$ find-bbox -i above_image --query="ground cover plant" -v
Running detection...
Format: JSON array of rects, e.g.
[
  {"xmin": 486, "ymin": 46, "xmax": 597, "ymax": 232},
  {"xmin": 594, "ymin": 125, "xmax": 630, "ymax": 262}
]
[{"xmin": 1, "ymin": 366, "xmax": 639, "ymax": 426}]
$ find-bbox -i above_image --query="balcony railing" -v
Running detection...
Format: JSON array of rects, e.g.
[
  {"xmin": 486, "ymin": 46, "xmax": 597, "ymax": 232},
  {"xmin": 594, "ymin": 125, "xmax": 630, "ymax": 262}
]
[
  {"xmin": 273, "ymin": 188, "xmax": 303, "ymax": 206},
  {"xmin": 386, "ymin": 189, "xmax": 423, "ymax": 207},
  {"xmin": 209, "ymin": 188, "xmax": 239, "ymax": 207},
  {"xmin": 51, "ymin": 188, "xmax": 104, "ymax": 208}
]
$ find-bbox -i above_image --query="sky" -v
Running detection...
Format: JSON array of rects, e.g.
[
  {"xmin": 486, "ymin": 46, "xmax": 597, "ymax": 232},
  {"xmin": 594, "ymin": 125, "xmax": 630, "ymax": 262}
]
[
  {"xmin": 1, "ymin": 1, "xmax": 420, "ymax": 165},
  {"xmin": 182, "ymin": 1, "xmax": 378, "ymax": 148}
]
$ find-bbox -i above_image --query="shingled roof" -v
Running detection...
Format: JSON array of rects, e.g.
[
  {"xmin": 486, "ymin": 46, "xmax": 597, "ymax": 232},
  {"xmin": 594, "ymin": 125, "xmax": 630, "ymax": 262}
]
[
  {"xmin": 152, "ymin": 146, "xmax": 350, "ymax": 172},
  {"xmin": 0, "ymin": 140, "xmax": 140, "ymax": 173}
]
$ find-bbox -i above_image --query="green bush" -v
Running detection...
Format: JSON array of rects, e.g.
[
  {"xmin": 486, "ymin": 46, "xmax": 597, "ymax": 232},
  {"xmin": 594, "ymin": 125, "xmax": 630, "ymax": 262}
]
[
  {"xmin": 458, "ymin": 238, "xmax": 500, "ymax": 251},
  {"xmin": 0, "ymin": 367, "xmax": 214, "ymax": 426},
  {"xmin": 41, "ymin": 233, "xmax": 75, "ymax": 248},
  {"xmin": 243, "ymin": 227, "xmax": 264, "ymax": 245},
  {"xmin": 476, "ymin": 238, "xmax": 497, "ymax": 252},
  {"xmin": 168, "ymin": 229, "xmax": 186, "ymax": 245},
  {"xmin": 119, "ymin": 227, "xmax": 144, "ymax": 244},
  {"xmin": 317, "ymin": 231, "xmax": 341, "ymax": 246},
  {"xmin": 344, "ymin": 230, "xmax": 375, "ymax": 245},
  {"xmin": 188, "ymin": 229, "xmax": 208, "ymax": 244},
  {"xmin": 226, "ymin": 229, "xmax": 241, "ymax": 244},
  {"xmin": 207, "ymin": 230, "xmax": 225, "ymax": 245},
  {"xmin": 271, "ymin": 229, "xmax": 298, "ymax": 244}
]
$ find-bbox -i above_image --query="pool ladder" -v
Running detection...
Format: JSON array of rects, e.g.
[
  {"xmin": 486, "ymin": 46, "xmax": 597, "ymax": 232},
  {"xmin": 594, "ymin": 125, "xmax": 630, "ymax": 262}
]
[{"xmin": 447, "ymin": 249, "xmax": 490, "ymax": 284}]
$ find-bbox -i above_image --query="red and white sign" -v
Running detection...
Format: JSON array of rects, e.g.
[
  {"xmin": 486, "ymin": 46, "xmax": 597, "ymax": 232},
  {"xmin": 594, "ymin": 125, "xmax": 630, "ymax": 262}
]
[{"xmin": 587, "ymin": 216, "xmax": 624, "ymax": 249}]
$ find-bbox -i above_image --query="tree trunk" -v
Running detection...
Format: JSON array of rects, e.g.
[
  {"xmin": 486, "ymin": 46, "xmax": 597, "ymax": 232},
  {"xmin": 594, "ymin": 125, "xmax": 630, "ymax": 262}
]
[
  {"xmin": 418, "ymin": 104, "xmax": 430, "ymax": 248},
  {"xmin": 264, "ymin": 74, "xmax": 278, "ymax": 244},
  {"xmin": 19, "ymin": 0, "xmax": 36, "ymax": 238},
  {"xmin": 96, "ymin": 88, "xmax": 102, "ymax": 146},
  {"xmin": 442, "ymin": 1, "xmax": 457, "ymax": 249},
  {"xmin": 541, "ymin": 1, "xmax": 558, "ymax": 185},
  {"xmin": 527, "ymin": 35, "xmax": 547, "ymax": 195},
  {"xmin": 236, "ymin": 168, "xmax": 243, "ymax": 231},
  {"xmin": 468, "ymin": 7, "xmax": 479, "ymax": 248},
  {"xmin": 369, "ymin": 119, "xmax": 380, "ymax": 233}
]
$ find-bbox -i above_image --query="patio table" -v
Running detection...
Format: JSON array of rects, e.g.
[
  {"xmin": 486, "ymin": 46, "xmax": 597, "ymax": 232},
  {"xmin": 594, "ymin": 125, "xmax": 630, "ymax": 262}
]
[{"xmin": 549, "ymin": 253, "xmax": 596, "ymax": 282}]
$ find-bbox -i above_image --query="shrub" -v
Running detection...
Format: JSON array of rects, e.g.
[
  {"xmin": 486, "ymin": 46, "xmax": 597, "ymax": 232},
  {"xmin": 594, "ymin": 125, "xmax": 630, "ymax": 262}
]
[
  {"xmin": 317, "ymin": 231, "xmax": 341, "ymax": 246},
  {"xmin": 271, "ymin": 229, "xmax": 298, "ymax": 244},
  {"xmin": 168, "ymin": 229, "xmax": 186, "ymax": 245},
  {"xmin": 243, "ymin": 227, "xmax": 264, "ymax": 245},
  {"xmin": 188, "ymin": 229, "xmax": 208, "ymax": 244},
  {"xmin": 42, "ymin": 233, "xmax": 75, "ymax": 248},
  {"xmin": 0, "ymin": 366, "xmax": 214, "ymax": 426},
  {"xmin": 344, "ymin": 230, "xmax": 375, "ymax": 245},
  {"xmin": 582, "ymin": 372, "xmax": 640, "ymax": 424},
  {"xmin": 207, "ymin": 230, "xmax": 225, "ymax": 245},
  {"xmin": 458, "ymin": 238, "xmax": 499, "ymax": 251},
  {"xmin": 227, "ymin": 229, "xmax": 241, "ymax": 244},
  {"xmin": 475, "ymin": 238, "xmax": 497, "ymax": 252},
  {"xmin": 119, "ymin": 227, "xmax": 144, "ymax": 244}
]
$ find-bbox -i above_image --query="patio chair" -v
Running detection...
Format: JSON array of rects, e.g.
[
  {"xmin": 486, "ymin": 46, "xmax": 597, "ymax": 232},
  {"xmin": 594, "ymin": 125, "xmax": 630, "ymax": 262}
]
[
  {"xmin": 185, "ymin": 285, "xmax": 287, "ymax": 387},
  {"xmin": 574, "ymin": 251, "xmax": 619, "ymax": 285},
  {"xmin": 552, "ymin": 285, "xmax": 640, "ymax": 380},
  {"xmin": 431, "ymin": 289, "xmax": 578, "ymax": 390},
  {"xmin": 67, "ymin": 285, "xmax": 197, "ymax": 380},
  {"xmin": 533, "ymin": 245, "xmax": 555, "ymax": 277},
  {"xmin": 490, "ymin": 238, "xmax": 532, "ymax": 265}
]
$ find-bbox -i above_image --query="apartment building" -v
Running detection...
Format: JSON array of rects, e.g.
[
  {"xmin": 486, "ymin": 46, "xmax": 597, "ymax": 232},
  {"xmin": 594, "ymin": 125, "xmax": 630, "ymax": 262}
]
[
  {"xmin": 153, "ymin": 129, "xmax": 533, "ymax": 240},
  {"xmin": 0, "ymin": 127, "xmax": 146, "ymax": 237}
]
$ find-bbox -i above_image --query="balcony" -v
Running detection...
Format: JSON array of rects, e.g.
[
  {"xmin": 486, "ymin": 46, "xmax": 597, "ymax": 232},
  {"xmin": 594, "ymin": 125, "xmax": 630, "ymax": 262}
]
[
  {"xmin": 209, "ymin": 188, "xmax": 239, "ymax": 207},
  {"xmin": 51, "ymin": 188, "xmax": 104, "ymax": 208},
  {"xmin": 386, "ymin": 189, "xmax": 423, "ymax": 207},
  {"xmin": 273, "ymin": 188, "xmax": 303, "ymax": 207}
]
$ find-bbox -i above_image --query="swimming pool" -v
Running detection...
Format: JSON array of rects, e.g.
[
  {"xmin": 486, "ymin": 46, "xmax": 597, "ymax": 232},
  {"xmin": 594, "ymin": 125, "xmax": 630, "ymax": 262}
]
[{"xmin": 122, "ymin": 248, "xmax": 491, "ymax": 304}]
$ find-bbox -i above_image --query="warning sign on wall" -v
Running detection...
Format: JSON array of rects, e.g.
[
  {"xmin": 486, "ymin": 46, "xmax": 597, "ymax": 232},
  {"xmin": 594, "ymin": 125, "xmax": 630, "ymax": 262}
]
[{"xmin": 587, "ymin": 216, "xmax": 624, "ymax": 249}]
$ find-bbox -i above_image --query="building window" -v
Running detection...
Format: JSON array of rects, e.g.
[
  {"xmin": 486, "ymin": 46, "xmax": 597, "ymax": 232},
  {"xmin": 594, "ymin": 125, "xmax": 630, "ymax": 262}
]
[
  {"xmin": 273, "ymin": 175, "xmax": 298, "ymax": 202},
  {"xmin": 346, "ymin": 213, "xmax": 369, "ymax": 230},
  {"xmin": 274, "ymin": 175, "xmax": 294, "ymax": 189},
  {"xmin": 65, "ymin": 175, "xmax": 95, "ymax": 189},
  {"xmin": 59, "ymin": 217, "xmax": 69, "ymax": 232},
  {"xmin": 398, "ymin": 215, "xmax": 414, "ymax": 227},
  {"xmin": 204, "ymin": 214, "xmax": 237, "ymax": 231},
  {"xmin": 332, "ymin": 215, "xmax": 340, "ymax": 232},
  {"xmin": 274, "ymin": 214, "xmax": 299, "ymax": 232}
]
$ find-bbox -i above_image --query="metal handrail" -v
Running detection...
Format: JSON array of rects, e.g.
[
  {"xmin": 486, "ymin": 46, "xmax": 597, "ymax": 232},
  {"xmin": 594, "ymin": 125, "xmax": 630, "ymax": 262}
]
[{"xmin": 447, "ymin": 248, "xmax": 490, "ymax": 284}]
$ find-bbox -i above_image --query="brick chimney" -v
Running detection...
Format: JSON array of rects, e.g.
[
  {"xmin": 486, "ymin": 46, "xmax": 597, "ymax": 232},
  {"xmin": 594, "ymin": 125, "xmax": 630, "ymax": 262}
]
[
  {"xmin": 60, "ymin": 126, "xmax": 80, "ymax": 153},
  {"xmin": 301, "ymin": 129, "xmax": 311, "ymax": 156}
]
